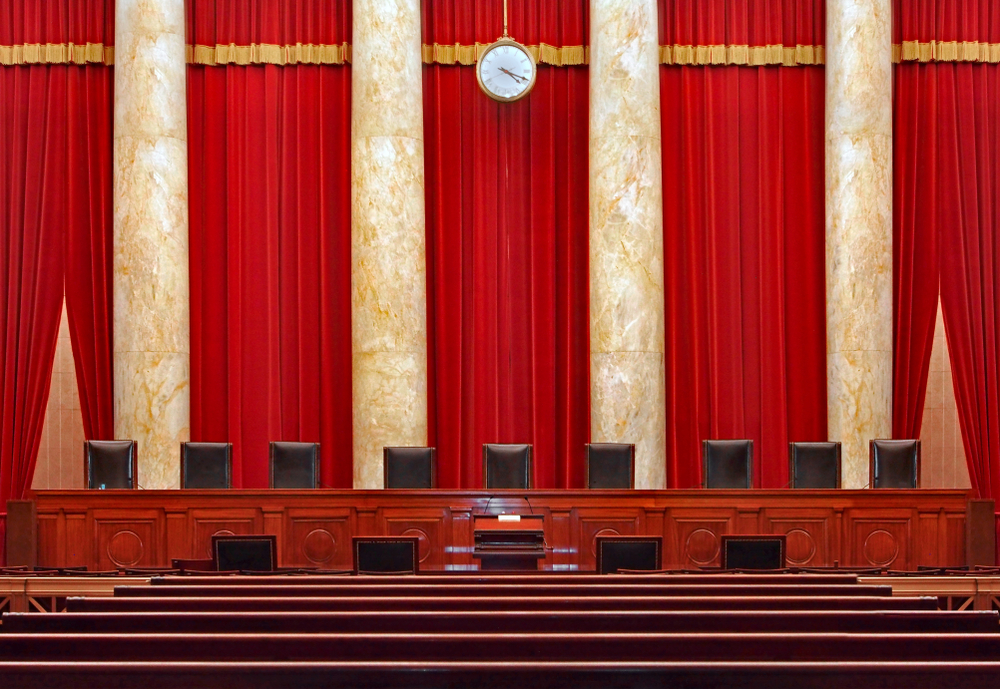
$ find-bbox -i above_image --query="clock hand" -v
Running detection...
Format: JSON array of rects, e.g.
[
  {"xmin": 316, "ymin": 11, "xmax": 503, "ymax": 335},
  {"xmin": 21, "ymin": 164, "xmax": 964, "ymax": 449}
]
[{"xmin": 498, "ymin": 67, "xmax": 527, "ymax": 83}]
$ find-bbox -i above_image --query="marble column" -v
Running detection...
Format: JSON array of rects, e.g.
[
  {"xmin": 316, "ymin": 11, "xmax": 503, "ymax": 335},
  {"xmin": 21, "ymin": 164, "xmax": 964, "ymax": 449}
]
[
  {"xmin": 351, "ymin": 0, "xmax": 427, "ymax": 489},
  {"xmin": 113, "ymin": 0, "xmax": 190, "ymax": 489},
  {"xmin": 589, "ymin": 0, "xmax": 666, "ymax": 489},
  {"xmin": 825, "ymin": 0, "xmax": 893, "ymax": 488}
]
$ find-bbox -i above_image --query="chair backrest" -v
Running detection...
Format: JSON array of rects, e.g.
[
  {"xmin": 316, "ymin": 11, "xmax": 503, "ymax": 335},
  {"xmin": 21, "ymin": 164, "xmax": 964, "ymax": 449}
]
[
  {"xmin": 353, "ymin": 537, "xmax": 419, "ymax": 574},
  {"xmin": 721, "ymin": 535, "xmax": 787, "ymax": 570},
  {"xmin": 482, "ymin": 444, "xmax": 532, "ymax": 489},
  {"xmin": 383, "ymin": 447, "xmax": 436, "ymax": 489},
  {"xmin": 84, "ymin": 440, "xmax": 137, "ymax": 489},
  {"xmin": 269, "ymin": 442, "xmax": 320, "ymax": 488},
  {"xmin": 870, "ymin": 439, "xmax": 921, "ymax": 488},
  {"xmin": 702, "ymin": 440, "xmax": 753, "ymax": 488},
  {"xmin": 595, "ymin": 536, "xmax": 662, "ymax": 574},
  {"xmin": 181, "ymin": 442, "xmax": 233, "ymax": 489},
  {"xmin": 586, "ymin": 443, "xmax": 635, "ymax": 489},
  {"xmin": 211, "ymin": 535, "xmax": 277, "ymax": 572},
  {"xmin": 789, "ymin": 442, "xmax": 841, "ymax": 489}
]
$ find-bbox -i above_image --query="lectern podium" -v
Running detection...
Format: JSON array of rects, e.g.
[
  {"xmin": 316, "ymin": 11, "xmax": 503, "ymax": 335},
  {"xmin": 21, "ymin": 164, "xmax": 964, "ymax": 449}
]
[{"xmin": 472, "ymin": 514, "xmax": 544, "ymax": 570}]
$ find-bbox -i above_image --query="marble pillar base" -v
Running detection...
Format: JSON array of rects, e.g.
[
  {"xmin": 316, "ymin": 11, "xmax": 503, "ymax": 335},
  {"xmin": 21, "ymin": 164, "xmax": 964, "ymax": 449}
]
[
  {"xmin": 114, "ymin": 351, "xmax": 190, "ymax": 489},
  {"xmin": 352, "ymin": 352, "xmax": 427, "ymax": 490},
  {"xmin": 827, "ymin": 349, "xmax": 892, "ymax": 489},
  {"xmin": 592, "ymin": 351, "xmax": 666, "ymax": 489}
]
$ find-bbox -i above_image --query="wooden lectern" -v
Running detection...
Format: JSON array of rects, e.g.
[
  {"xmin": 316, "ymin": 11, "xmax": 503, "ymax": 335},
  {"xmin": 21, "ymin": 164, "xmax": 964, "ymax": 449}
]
[{"xmin": 473, "ymin": 514, "xmax": 544, "ymax": 570}]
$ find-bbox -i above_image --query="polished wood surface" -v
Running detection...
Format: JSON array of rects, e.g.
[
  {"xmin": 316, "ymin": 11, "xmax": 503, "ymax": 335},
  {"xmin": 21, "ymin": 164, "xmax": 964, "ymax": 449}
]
[{"xmin": 30, "ymin": 489, "xmax": 970, "ymax": 571}]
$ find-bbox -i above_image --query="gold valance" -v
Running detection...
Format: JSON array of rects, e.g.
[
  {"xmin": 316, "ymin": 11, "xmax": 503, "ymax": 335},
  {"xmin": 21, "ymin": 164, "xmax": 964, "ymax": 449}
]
[
  {"xmin": 0, "ymin": 43, "xmax": 114, "ymax": 65},
  {"xmin": 187, "ymin": 43, "xmax": 351, "ymax": 65},
  {"xmin": 660, "ymin": 44, "xmax": 824, "ymax": 66},
  {"xmin": 422, "ymin": 42, "xmax": 587, "ymax": 66},
  {"xmin": 2, "ymin": 42, "xmax": 838, "ymax": 69},
  {"xmin": 893, "ymin": 41, "xmax": 1000, "ymax": 63}
]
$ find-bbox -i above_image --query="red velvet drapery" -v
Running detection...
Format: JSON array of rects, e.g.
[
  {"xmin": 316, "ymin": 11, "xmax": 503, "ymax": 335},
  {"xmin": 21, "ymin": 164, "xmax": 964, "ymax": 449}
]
[
  {"xmin": 187, "ymin": 0, "xmax": 353, "ymax": 488},
  {"xmin": 659, "ymin": 0, "xmax": 827, "ymax": 489},
  {"xmin": 422, "ymin": 1, "xmax": 590, "ymax": 489},
  {"xmin": 894, "ymin": 2, "xmax": 1000, "ymax": 551},
  {"xmin": 0, "ymin": 1, "xmax": 114, "ymax": 562}
]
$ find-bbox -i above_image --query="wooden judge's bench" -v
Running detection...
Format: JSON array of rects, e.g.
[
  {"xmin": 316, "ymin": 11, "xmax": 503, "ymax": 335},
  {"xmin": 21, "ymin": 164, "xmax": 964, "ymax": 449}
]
[{"xmin": 26, "ymin": 489, "xmax": 976, "ymax": 572}]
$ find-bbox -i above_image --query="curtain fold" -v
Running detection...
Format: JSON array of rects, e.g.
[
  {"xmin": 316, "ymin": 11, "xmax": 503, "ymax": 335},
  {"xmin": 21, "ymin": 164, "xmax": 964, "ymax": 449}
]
[
  {"xmin": 1, "ymin": 1, "xmax": 114, "ymax": 563},
  {"xmin": 0, "ymin": 65, "xmax": 69, "ymax": 561},
  {"xmin": 934, "ymin": 62, "xmax": 1000, "ymax": 503},
  {"xmin": 187, "ymin": 0, "xmax": 352, "ymax": 488},
  {"xmin": 187, "ymin": 0, "xmax": 350, "ymax": 46},
  {"xmin": 188, "ymin": 63, "xmax": 353, "ymax": 489},
  {"xmin": 892, "ymin": 63, "xmax": 939, "ymax": 440},
  {"xmin": 894, "ymin": 0, "xmax": 1000, "ymax": 558},
  {"xmin": 659, "ymin": 0, "xmax": 827, "ymax": 489},
  {"xmin": 65, "ymin": 64, "xmax": 114, "ymax": 443},
  {"xmin": 421, "ymin": 0, "xmax": 588, "ymax": 46},
  {"xmin": 423, "ymin": 1, "xmax": 590, "ymax": 489},
  {"xmin": 658, "ymin": 0, "xmax": 824, "ymax": 47}
]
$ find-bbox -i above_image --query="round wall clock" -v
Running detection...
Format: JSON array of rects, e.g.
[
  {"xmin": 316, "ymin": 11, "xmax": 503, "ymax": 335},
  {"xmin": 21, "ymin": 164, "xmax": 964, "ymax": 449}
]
[{"xmin": 476, "ymin": 38, "xmax": 537, "ymax": 103}]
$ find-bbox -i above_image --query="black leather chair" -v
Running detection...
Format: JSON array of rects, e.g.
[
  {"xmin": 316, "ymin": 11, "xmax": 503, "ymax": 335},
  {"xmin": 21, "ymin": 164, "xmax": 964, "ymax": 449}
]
[
  {"xmin": 483, "ymin": 444, "xmax": 532, "ymax": 489},
  {"xmin": 870, "ymin": 439, "xmax": 921, "ymax": 488},
  {"xmin": 789, "ymin": 442, "xmax": 841, "ymax": 489},
  {"xmin": 383, "ymin": 447, "xmax": 436, "ymax": 489},
  {"xmin": 353, "ymin": 537, "xmax": 419, "ymax": 574},
  {"xmin": 84, "ymin": 440, "xmax": 137, "ymax": 489},
  {"xmin": 586, "ymin": 443, "xmax": 635, "ymax": 489},
  {"xmin": 702, "ymin": 440, "xmax": 753, "ymax": 488},
  {"xmin": 269, "ymin": 442, "xmax": 320, "ymax": 489},
  {"xmin": 181, "ymin": 442, "xmax": 233, "ymax": 489},
  {"xmin": 595, "ymin": 536, "xmax": 662, "ymax": 574}
]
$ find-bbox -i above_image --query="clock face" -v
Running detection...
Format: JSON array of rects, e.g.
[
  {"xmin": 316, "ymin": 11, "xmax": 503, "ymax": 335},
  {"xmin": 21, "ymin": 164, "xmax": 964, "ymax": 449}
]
[{"xmin": 477, "ymin": 39, "xmax": 537, "ymax": 102}]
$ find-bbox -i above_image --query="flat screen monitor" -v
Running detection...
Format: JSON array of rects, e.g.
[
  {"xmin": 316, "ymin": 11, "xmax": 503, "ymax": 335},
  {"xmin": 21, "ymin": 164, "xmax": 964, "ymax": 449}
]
[{"xmin": 212, "ymin": 535, "xmax": 277, "ymax": 572}]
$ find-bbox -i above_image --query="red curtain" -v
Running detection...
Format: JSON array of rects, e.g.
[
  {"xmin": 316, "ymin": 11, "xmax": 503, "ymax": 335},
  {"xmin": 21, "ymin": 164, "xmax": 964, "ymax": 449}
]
[
  {"xmin": 894, "ymin": 0, "xmax": 1000, "ymax": 553},
  {"xmin": 187, "ymin": 1, "xmax": 353, "ymax": 488},
  {"xmin": 0, "ymin": 66, "xmax": 67, "ymax": 562},
  {"xmin": 659, "ymin": 0, "xmax": 827, "ymax": 489},
  {"xmin": 186, "ymin": 0, "xmax": 347, "ymax": 48},
  {"xmin": 0, "ymin": 1, "xmax": 114, "ymax": 563},
  {"xmin": 422, "ymin": 1, "xmax": 590, "ymax": 489},
  {"xmin": 64, "ymin": 66, "xmax": 114, "ymax": 443},
  {"xmin": 892, "ymin": 63, "xmax": 939, "ymax": 441},
  {"xmin": 659, "ymin": 0, "xmax": 824, "ymax": 46}
]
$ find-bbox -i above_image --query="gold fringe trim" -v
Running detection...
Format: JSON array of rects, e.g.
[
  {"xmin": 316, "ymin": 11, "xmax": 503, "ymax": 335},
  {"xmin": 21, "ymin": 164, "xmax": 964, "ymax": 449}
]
[
  {"xmin": 893, "ymin": 40, "xmax": 1000, "ymax": 63},
  {"xmin": 422, "ymin": 42, "xmax": 587, "ymax": 66},
  {"xmin": 659, "ymin": 44, "xmax": 824, "ymax": 66},
  {"xmin": 187, "ymin": 42, "xmax": 351, "ymax": 65},
  {"xmin": 0, "ymin": 43, "xmax": 114, "ymax": 65}
]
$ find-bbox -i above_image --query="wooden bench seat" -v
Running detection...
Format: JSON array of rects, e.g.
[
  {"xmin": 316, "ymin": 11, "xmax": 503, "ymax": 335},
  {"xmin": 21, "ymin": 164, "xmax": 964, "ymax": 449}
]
[
  {"xmin": 5, "ymin": 609, "xmax": 996, "ymax": 634},
  {"xmin": 0, "ymin": 632, "xmax": 998, "ymax": 662},
  {"xmin": 0, "ymin": 659, "xmax": 998, "ymax": 689},
  {"xmin": 67, "ymin": 594, "xmax": 938, "ymax": 613},
  {"xmin": 114, "ymin": 583, "xmax": 895, "ymax": 598}
]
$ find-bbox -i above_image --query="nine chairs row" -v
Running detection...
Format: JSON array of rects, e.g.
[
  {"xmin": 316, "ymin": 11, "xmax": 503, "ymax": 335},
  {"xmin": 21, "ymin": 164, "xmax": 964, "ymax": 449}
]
[{"xmin": 81, "ymin": 438, "xmax": 921, "ymax": 491}]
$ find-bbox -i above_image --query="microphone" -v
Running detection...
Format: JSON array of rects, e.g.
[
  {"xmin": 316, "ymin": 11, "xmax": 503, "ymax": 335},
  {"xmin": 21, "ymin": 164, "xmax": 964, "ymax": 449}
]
[
  {"xmin": 523, "ymin": 496, "xmax": 535, "ymax": 514},
  {"xmin": 482, "ymin": 495, "xmax": 496, "ymax": 515}
]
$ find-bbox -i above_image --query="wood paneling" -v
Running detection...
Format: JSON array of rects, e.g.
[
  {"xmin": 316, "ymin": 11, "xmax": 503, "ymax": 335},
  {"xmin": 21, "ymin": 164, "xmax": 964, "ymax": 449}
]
[{"xmin": 29, "ymin": 489, "xmax": 972, "ymax": 571}]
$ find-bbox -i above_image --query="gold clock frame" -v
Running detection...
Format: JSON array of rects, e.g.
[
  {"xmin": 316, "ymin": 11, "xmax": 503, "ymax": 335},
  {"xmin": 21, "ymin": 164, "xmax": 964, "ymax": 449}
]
[{"xmin": 476, "ymin": 38, "xmax": 537, "ymax": 103}]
